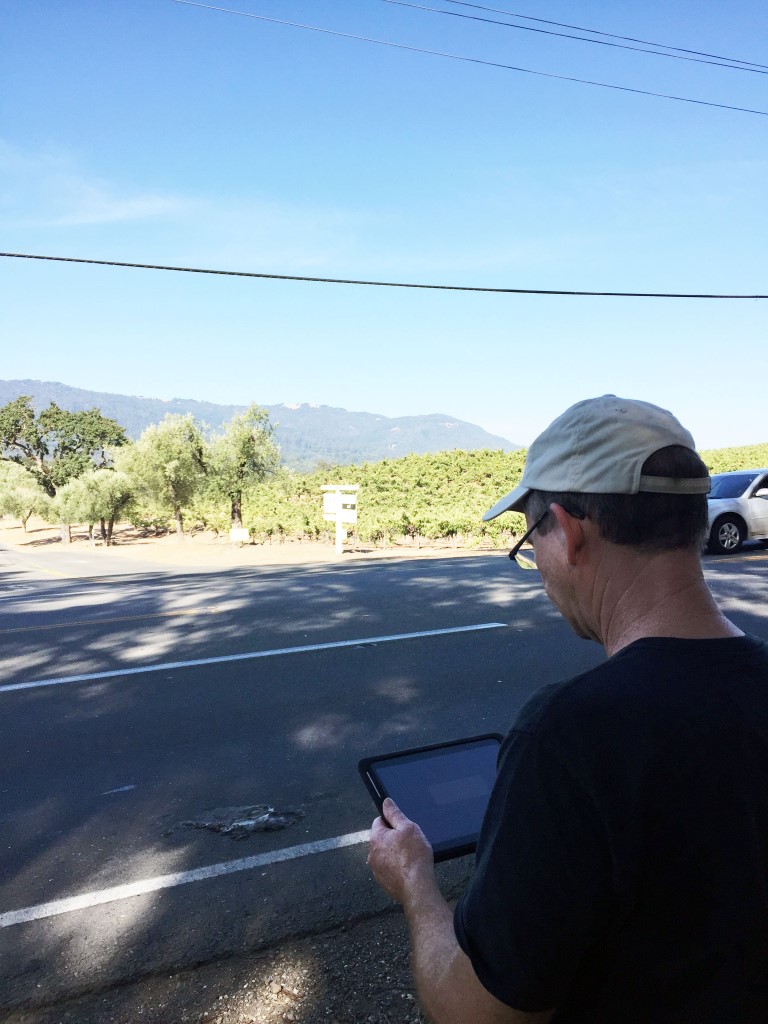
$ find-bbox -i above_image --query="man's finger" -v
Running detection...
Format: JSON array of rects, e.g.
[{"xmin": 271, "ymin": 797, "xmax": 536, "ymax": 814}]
[{"xmin": 382, "ymin": 797, "xmax": 410, "ymax": 827}]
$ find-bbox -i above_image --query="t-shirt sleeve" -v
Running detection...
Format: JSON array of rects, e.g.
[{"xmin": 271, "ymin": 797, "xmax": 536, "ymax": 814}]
[{"xmin": 454, "ymin": 718, "xmax": 614, "ymax": 1012}]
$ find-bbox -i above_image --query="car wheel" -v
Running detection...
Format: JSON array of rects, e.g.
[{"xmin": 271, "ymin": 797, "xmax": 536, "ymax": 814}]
[{"xmin": 708, "ymin": 515, "xmax": 745, "ymax": 554}]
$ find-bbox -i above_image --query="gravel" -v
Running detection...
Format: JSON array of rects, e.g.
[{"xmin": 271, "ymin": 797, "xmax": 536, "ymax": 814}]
[{"xmin": 2, "ymin": 907, "xmax": 435, "ymax": 1024}]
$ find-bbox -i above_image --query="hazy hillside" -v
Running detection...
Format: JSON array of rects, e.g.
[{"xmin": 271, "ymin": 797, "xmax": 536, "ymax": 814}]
[{"xmin": 0, "ymin": 380, "xmax": 520, "ymax": 470}]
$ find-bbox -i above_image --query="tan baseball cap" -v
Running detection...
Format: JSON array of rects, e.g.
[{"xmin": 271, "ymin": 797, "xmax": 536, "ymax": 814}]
[{"xmin": 484, "ymin": 395, "xmax": 711, "ymax": 521}]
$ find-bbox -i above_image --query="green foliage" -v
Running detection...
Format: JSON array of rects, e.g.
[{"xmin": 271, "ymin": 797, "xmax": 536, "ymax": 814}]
[
  {"xmin": 185, "ymin": 491, "xmax": 232, "ymax": 536},
  {"xmin": 244, "ymin": 469, "xmax": 327, "ymax": 543},
  {"xmin": 206, "ymin": 403, "xmax": 280, "ymax": 527},
  {"xmin": 0, "ymin": 396, "xmax": 127, "ymax": 496},
  {"xmin": 48, "ymin": 469, "xmax": 134, "ymax": 543},
  {"xmin": 115, "ymin": 414, "xmax": 206, "ymax": 536},
  {"xmin": 0, "ymin": 461, "xmax": 50, "ymax": 529},
  {"xmin": 240, "ymin": 448, "xmax": 529, "ymax": 547},
  {"xmin": 125, "ymin": 505, "xmax": 174, "ymax": 536},
  {"xmin": 700, "ymin": 443, "xmax": 768, "ymax": 474},
  {"xmin": 47, "ymin": 479, "xmax": 86, "ymax": 528}
]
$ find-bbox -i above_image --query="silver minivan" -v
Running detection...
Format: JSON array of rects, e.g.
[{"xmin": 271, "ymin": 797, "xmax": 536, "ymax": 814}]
[{"xmin": 706, "ymin": 469, "xmax": 768, "ymax": 553}]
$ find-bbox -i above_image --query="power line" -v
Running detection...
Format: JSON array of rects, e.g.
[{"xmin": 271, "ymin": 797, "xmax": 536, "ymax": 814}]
[
  {"xmin": 379, "ymin": 0, "xmax": 768, "ymax": 75},
  {"xmin": 443, "ymin": 0, "xmax": 768, "ymax": 71},
  {"xmin": 3, "ymin": 253, "xmax": 766, "ymax": 300},
  {"xmin": 168, "ymin": 1, "xmax": 768, "ymax": 117}
]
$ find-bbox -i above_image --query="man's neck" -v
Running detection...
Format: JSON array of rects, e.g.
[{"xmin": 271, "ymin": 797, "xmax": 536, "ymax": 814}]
[{"xmin": 592, "ymin": 548, "xmax": 743, "ymax": 658}]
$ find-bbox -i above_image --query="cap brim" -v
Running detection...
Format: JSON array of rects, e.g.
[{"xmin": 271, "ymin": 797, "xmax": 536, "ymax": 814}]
[{"xmin": 483, "ymin": 484, "xmax": 530, "ymax": 521}]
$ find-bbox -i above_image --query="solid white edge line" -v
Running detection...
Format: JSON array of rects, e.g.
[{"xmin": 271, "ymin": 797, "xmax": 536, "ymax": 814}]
[
  {"xmin": 0, "ymin": 830, "xmax": 372, "ymax": 928},
  {"xmin": 0, "ymin": 623, "xmax": 507, "ymax": 694}
]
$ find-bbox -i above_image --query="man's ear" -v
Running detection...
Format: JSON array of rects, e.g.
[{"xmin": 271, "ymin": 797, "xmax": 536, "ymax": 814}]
[{"xmin": 550, "ymin": 503, "xmax": 587, "ymax": 566}]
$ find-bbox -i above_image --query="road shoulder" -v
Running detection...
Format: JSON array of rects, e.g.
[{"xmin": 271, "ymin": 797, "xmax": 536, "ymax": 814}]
[{"xmin": 3, "ymin": 902, "xmax": 442, "ymax": 1024}]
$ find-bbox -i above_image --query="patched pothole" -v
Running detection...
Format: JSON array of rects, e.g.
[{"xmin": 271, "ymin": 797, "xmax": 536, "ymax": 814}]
[{"xmin": 181, "ymin": 804, "xmax": 305, "ymax": 839}]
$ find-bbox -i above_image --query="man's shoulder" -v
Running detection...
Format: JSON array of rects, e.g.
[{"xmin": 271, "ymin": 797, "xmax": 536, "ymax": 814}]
[
  {"xmin": 510, "ymin": 663, "xmax": 619, "ymax": 739},
  {"xmin": 512, "ymin": 633, "xmax": 768, "ymax": 739}
]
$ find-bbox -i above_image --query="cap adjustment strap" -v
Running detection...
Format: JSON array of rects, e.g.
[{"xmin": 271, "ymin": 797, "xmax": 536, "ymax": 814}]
[{"xmin": 637, "ymin": 474, "xmax": 711, "ymax": 494}]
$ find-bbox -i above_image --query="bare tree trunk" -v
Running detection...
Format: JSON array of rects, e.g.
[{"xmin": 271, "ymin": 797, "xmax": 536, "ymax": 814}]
[
  {"xmin": 174, "ymin": 505, "xmax": 184, "ymax": 539},
  {"xmin": 88, "ymin": 523, "xmax": 96, "ymax": 546},
  {"xmin": 100, "ymin": 518, "xmax": 107, "ymax": 542},
  {"xmin": 107, "ymin": 517, "xmax": 115, "ymax": 545}
]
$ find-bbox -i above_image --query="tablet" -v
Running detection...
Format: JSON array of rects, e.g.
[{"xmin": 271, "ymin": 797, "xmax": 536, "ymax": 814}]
[{"xmin": 358, "ymin": 733, "xmax": 503, "ymax": 862}]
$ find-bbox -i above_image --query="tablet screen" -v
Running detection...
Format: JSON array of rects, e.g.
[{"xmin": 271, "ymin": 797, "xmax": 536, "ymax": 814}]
[{"xmin": 361, "ymin": 735, "xmax": 501, "ymax": 859}]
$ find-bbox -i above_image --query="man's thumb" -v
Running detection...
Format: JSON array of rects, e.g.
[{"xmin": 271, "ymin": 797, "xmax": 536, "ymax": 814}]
[{"xmin": 382, "ymin": 797, "xmax": 405, "ymax": 826}]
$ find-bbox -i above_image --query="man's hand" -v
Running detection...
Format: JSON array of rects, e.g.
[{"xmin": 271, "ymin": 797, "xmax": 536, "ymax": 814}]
[
  {"xmin": 367, "ymin": 797, "xmax": 436, "ymax": 907},
  {"xmin": 368, "ymin": 799, "xmax": 553, "ymax": 1024}
]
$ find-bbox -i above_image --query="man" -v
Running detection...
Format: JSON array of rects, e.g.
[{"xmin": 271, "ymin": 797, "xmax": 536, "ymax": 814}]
[{"xmin": 367, "ymin": 395, "xmax": 768, "ymax": 1023}]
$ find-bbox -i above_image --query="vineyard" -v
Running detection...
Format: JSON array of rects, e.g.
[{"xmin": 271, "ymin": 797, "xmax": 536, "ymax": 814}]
[
  {"xmin": 236, "ymin": 449, "xmax": 530, "ymax": 548},
  {"xmin": 197, "ymin": 443, "xmax": 768, "ymax": 550}
]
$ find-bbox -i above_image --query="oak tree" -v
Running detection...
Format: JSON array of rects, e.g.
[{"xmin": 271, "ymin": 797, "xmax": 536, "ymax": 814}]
[{"xmin": 0, "ymin": 396, "xmax": 127, "ymax": 497}]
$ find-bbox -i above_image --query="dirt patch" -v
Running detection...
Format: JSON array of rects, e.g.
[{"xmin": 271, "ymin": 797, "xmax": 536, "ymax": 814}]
[{"xmin": 0, "ymin": 517, "xmax": 502, "ymax": 570}]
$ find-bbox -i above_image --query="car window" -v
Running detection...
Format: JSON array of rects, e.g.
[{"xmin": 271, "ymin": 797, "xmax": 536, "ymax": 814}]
[{"xmin": 708, "ymin": 473, "xmax": 761, "ymax": 499}]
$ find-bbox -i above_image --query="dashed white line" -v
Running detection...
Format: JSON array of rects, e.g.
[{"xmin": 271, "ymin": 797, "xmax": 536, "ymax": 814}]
[
  {"xmin": 0, "ymin": 830, "xmax": 372, "ymax": 928},
  {"xmin": 0, "ymin": 622, "xmax": 506, "ymax": 694}
]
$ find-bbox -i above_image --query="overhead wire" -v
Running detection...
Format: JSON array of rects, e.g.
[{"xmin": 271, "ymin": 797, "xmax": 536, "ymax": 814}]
[
  {"xmin": 442, "ymin": 0, "xmax": 768, "ymax": 71},
  {"xmin": 6, "ymin": 11, "xmax": 764, "ymax": 302},
  {"xmin": 168, "ymin": 1, "xmax": 768, "ymax": 117},
  {"xmin": 3, "ymin": 253, "xmax": 766, "ymax": 300},
  {"xmin": 378, "ymin": 0, "xmax": 768, "ymax": 75}
]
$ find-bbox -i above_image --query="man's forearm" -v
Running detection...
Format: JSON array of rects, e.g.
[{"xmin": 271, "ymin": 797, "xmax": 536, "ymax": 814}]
[
  {"xmin": 403, "ymin": 875, "xmax": 467, "ymax": 1024},
  {"xmin": 403, "ymin": 876, "xmax": 552, "ymax": 1024}
]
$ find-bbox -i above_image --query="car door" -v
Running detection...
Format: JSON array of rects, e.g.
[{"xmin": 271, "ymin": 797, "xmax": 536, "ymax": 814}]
[{"xmin": 747, "ymin": 472, "xmax": 768, "ymax": 538}]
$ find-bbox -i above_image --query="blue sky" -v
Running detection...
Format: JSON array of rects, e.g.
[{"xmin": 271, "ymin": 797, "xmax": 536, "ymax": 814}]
[{"xmin": 2, "ymin": 0, "xmax": 767, "ymax": 448}]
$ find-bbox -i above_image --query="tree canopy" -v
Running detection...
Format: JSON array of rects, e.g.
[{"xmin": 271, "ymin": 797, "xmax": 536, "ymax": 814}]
[
  {"xmin": 116, "ymin": 414, "xmax": 206, "ymax": 537},
  {"xmin": 207, "ymin": 403, "xmax": 280, "ymax": 527},
  {"xmin": 0, "ymin": 461, "xmax": 49, "ymax": 531},
  {"xmin": 51, "ymin": 469, "xmax": 134, "ymax": 544},
  {"xmin": 0, "ymin": 396, "xmax": 127, "ymax": 496}
]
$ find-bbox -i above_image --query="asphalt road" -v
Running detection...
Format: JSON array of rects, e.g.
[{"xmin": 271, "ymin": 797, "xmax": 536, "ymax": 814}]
[{"xmin": 1, "ymin": 542, "xmax": 767, "ymax": 1012}]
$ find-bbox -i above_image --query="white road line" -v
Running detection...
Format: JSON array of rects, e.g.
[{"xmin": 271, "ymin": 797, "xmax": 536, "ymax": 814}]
[
  {"xmin": 0, "ymin": 622, "xmax": 506, "ymax": 694},
  {"xmin": 0, "ymin": 830, "xmax": 371, "ymax": 929}
]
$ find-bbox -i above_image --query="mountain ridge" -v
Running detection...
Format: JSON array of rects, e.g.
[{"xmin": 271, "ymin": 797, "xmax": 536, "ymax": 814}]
[{"xmin": 0, "ymin": 380, "xmax": 520, "ymax": 471}]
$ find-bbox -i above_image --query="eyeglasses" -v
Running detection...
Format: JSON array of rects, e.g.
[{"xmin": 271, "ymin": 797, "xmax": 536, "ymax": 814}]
[
  {"xmin": 508, "ymin": 509, "xmax": 549, "ymax": 569},
  {"xmin": 508, "ymin": 506, "xmax": 586, "ymax": 570}
]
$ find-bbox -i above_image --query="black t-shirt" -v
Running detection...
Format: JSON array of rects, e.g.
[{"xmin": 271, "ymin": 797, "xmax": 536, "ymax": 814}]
[{"xmin": 454, "ymin": 635, "xmax": 768, "ymax": 1023}]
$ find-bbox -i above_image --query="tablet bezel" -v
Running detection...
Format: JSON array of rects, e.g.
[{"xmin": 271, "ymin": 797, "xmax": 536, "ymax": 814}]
[{"xmin": 358, "ymin": 733, "xmax": 503, "ymax": 862}]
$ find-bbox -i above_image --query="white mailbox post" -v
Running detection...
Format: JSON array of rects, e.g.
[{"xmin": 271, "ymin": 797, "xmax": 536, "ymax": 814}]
[{"xmin": 322, "ymin": 484, "xmax": 359, "ymax": 554}]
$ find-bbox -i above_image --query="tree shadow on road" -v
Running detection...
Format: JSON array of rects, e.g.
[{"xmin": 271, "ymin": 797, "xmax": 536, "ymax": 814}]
[{"xmin": 2, "ymin": 553, "xmax": 765, "ymax": 1018}]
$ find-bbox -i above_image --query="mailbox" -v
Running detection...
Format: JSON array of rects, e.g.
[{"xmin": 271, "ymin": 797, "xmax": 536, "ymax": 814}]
[{"xmin": 321, "ymin": 485, "xmax": 359, "ymax": 552}]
